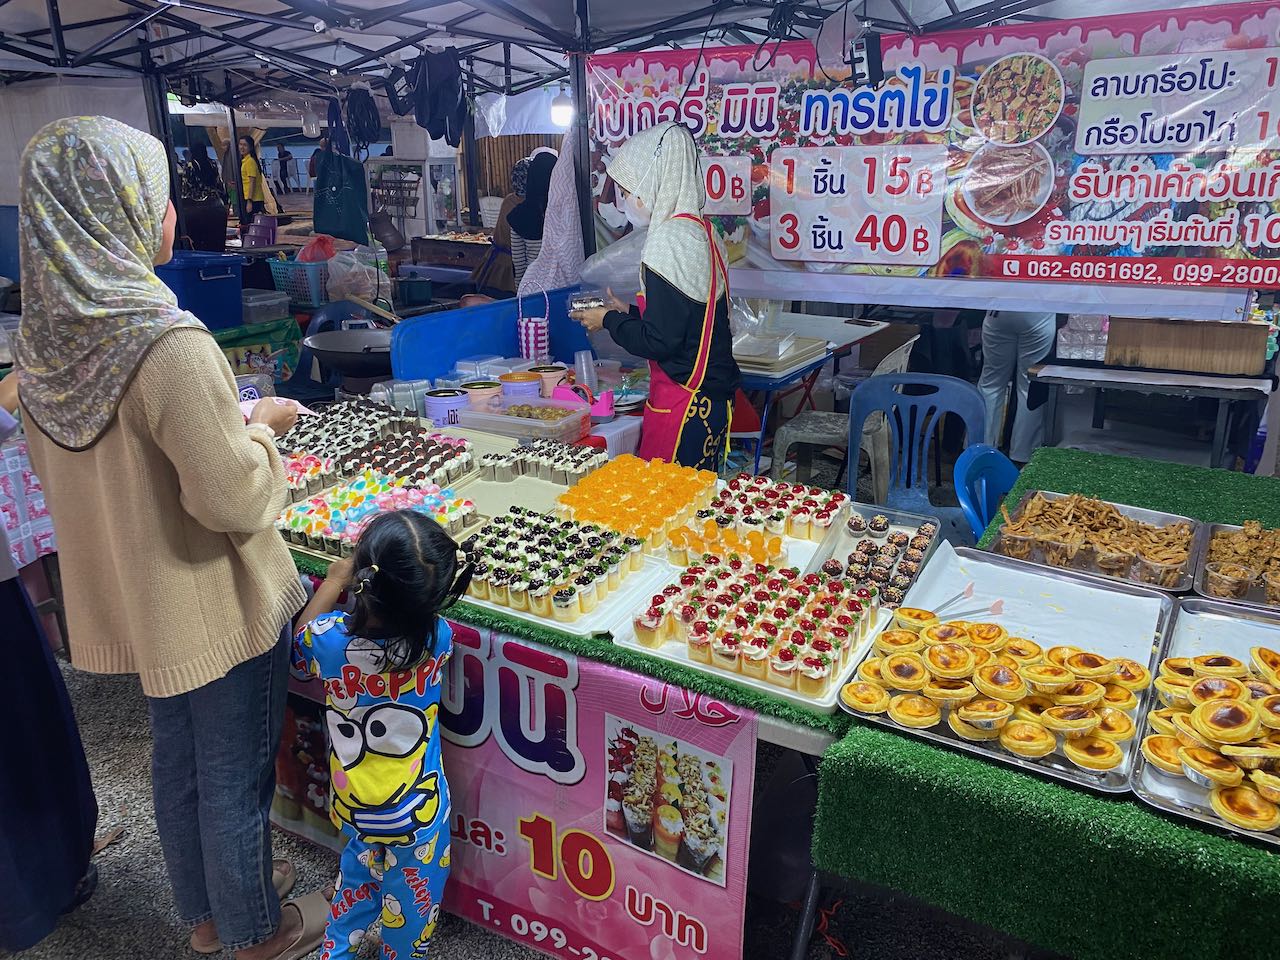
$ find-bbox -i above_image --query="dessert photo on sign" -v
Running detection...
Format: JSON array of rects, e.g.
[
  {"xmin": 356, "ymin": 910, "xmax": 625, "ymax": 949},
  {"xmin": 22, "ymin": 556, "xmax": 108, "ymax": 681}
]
[{"xmin": 603, "ymin": 716, "xmax": 732, "ymax": 886}]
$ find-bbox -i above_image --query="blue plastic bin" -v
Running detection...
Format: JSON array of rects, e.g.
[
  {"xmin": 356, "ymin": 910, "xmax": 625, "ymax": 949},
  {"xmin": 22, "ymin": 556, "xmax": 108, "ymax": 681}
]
[{"xmin": 156, "ymin": 251, "xmax": 245, "ymax": 330}]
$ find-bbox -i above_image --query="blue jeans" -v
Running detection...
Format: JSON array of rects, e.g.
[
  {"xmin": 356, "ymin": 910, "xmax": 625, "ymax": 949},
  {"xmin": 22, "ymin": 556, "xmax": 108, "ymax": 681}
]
[{"xmin": 147, "ymin": 631, "xmax": 290, "ymax": 950}]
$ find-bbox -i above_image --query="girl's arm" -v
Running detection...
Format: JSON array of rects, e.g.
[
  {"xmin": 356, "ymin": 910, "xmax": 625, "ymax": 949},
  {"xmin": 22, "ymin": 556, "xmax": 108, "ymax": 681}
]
[{"xmin": 297, "ymin": 556, "xmax": 353, "ymax": 631}]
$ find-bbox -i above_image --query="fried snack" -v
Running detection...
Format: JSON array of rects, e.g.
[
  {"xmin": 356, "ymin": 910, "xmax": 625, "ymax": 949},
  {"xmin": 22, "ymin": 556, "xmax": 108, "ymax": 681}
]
[
  {"xmin": 967, "ymin": 144, "xmax": 1051, "ymax": 223},
  {"xmin": 1208, "ymin": 522, "xmax": 1280, "ymax": 605},
  {"xmin": 972, "ymin": 53, "xmax": 1064, "ymax": 144}
]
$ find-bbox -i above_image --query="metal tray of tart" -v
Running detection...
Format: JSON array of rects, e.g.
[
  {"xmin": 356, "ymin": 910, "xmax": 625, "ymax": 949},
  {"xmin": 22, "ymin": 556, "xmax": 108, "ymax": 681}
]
[
  {"xmin": 990, "ymin": 490, "xmax": 1206, "ymax": 594},
  {"xmin": 839, "ymin": 546, "xmax": 1173, "ymax": 793},
  {"xmin": 1129, "ymin": 598, "xmax": 1280, "ymax": 845},
  {"xmin": 1192, "ymin": 522, "xmax": 1280, "ymax": 614},
  {"xmin": 804, "ymin": 504, "xmax": 942, "ymax": 610}
]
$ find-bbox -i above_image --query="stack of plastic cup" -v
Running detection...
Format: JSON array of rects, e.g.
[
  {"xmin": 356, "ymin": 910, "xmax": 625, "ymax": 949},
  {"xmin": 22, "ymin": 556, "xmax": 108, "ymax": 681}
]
[{"xmin": 574, "ymin": 350, "xmax": 599, "ymax": 393}]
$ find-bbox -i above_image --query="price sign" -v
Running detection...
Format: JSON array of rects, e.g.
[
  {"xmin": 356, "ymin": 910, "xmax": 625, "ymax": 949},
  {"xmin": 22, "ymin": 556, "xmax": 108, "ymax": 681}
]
[
  {"xmin": 438, "ymin": 627, "xmax": 758, "ymax": 960},
  {"xmin": 770, "ymin": 145, "xmax": 947, "ymax": 265},
  {"xmin": 700, "ymin": 155, "xmax": 752, "ymax": 215}
]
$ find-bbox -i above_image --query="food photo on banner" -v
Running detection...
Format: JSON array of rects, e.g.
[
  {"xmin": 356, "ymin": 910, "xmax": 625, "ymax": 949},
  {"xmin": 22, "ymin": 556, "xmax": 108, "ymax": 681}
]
[
  {"xmin": 586, "ymin": 1, "xmax": 1280, "ymax": 289},
  {"xmin": 436, "ymin": 623, "xmax": 757, "ymax": 960}
]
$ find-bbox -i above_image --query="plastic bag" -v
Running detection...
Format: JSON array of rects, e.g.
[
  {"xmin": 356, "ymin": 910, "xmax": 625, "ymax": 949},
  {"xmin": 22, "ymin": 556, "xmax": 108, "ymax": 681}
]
[
  {"xmin": 297, "ymin": 235, "xmax": 337, "ymax": 262},
  {"xmin": 326, "ymin": 245, "xmax": 388, "ymax": 302},
  {"xmin": 579, "ymin": 228, "xmax": 647, "ymax": 301}
]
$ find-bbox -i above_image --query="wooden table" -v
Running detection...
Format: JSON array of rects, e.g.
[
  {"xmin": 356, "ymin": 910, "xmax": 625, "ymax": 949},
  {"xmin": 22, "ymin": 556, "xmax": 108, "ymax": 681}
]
[{"xmin": 1029, "ymin": 363, "xmax": 1272, "ymax": 468}]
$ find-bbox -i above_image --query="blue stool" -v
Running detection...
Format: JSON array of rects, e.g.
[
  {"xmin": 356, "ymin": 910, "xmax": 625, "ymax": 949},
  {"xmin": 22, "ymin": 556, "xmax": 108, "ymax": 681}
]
[
  {"xmin": 846, "ymin": 373, "xmax": 986, "ymax": 544},
  {"xmin": 955, "ymin": 443, "xmax": 1020, "ymax": 542}
]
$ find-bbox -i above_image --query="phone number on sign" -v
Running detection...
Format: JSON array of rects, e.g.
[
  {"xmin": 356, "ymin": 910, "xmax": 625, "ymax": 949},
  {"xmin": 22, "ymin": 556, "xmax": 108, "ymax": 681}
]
[
  {"xmin": 994, "ymin": 255, "xmax": 1280, "ymax": 288},
  {"xmin": 473, "ymin": 899, "xmax": 616, "ymax": 960}
]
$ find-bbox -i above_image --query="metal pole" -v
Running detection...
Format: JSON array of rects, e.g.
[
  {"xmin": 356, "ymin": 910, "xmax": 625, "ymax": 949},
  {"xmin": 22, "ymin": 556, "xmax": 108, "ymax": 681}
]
[
  {"xmin": 572, "ymin": 0, "xmax": 595, "ymax": 258},
  {"xmin": 44, "ymin": 0, "xmax": 66, "ymax": 65},
  {"xmin": 141, "ymin": 46, "xmax": 188, "ymax": 239},
  {"xmin": 224, "ymin": 71, "xmax": 247, "ymax": 224},
  {"xmin": 503, "ymin": 41, "xmax": 512, "ymax": 94},
  {"xmin": 462, "ymin": 57, "xmax": 482, "ymax": 227}
]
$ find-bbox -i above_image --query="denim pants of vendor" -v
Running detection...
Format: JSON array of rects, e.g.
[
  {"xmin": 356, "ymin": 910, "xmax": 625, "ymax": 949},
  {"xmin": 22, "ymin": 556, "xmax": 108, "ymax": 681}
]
[{"xmin": 147, "ymin": 631, "xmax": 290, "ymax": 950}]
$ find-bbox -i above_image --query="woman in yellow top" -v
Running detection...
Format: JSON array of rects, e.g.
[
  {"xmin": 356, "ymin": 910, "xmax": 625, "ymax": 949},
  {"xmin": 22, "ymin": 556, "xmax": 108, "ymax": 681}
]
[{"xmin": 238, "ymin": 136, "xmax": 266, "ymax": 220}]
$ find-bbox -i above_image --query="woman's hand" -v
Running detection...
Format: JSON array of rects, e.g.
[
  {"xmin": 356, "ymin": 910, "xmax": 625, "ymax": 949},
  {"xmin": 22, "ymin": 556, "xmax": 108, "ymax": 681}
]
[
  {"xmin": 249, "ymin": 397, "xmax": 299, "ymax": 436},
  {"xmin": 570, "ymin": 287, "xmax": 627, "ymax": 333},
  {"xmin": 325, "ymin": 556, "xmax": 354, "ymax": 587}
]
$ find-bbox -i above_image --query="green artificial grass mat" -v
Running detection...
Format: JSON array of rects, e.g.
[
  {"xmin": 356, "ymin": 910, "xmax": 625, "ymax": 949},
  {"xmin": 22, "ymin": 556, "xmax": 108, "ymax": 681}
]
[
  {"xmin": 290, "ymin": 547, "xmax": 851, "ymax": 735},
  {"xmin": 815, "ymin": 449, "xmax": 1280, "ymax": 960}
]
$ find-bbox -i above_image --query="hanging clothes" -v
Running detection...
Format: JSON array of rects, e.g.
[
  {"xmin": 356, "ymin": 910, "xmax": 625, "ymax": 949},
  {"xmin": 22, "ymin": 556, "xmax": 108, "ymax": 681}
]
[
  {"xmin": 409, "ymin": 50, "xmax": 469, "ymax": 148},
  {"xmin": 508, "ymin": 152, "xmax": 555, "ymax": 289},
  {"xmin": 518, "ymin": 130, "xmax": 584, "ymax": 297}
]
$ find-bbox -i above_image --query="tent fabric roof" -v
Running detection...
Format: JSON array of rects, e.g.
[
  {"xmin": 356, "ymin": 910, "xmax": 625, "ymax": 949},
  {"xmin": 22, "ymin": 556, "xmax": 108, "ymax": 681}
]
[{"xmin": 0, "ymin": 0, "xmax": 1247, "ymax": 96}]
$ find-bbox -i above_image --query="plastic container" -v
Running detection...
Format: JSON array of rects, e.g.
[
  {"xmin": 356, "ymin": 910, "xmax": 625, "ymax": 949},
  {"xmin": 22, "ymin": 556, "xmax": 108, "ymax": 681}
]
[
  {"xmin": 1203, "ymin": 562, "xmax": 1257, "ymax": 601},
  {"xmin": 156, "ymin": 251, "xmax": 245, "ymax": 329},
  {"xmin": 499, "ymin": 371, "xmax": 542, "ymax": 399},
  {"xmin": 529, "ymin": 364, "xmax": 569, "ymax": 397},
  {"xmin": 423, "ymin": 388, "xmax": 470, "ymax": 426},
  {"xmin": 242, "ymin": 289, "xmax": 290, "ymax": 325},
  {"xmin": 460, "ymin": 379, "xmax": 503, "ymax": 411},
  {"xmin": 479, "ymin": 196, "xmax": 505, "ymax": 228},
  {"xmin": 455, "ymin": 354, "xmax": 503, "ymax": 378},
  {"xmin": 268, "ymin": 257, "xmax": 329, "ymax": 308},
  {"xmin": 457, "ymin": 396, "xmax": 591, "ymax": 443}
]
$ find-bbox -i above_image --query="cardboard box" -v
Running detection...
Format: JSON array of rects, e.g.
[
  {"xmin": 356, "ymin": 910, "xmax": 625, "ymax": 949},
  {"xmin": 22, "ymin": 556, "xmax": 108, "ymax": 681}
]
[{"xmin": 1105, "ymin": 317, "xmax": 1268, "ymax": 376}]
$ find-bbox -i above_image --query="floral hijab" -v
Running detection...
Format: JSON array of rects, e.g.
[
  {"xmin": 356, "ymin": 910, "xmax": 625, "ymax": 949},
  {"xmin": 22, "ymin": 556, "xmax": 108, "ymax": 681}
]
[{"xmin": 16, "ymin": 116, "xmax": 206, "ymax": 451}]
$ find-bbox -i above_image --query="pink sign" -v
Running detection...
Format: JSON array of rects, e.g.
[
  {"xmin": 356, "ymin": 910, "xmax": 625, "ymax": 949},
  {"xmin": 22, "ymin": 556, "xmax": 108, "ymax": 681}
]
[{"xmin": 440, "ymin": 622, "xmax": 757, "ymax": 960}]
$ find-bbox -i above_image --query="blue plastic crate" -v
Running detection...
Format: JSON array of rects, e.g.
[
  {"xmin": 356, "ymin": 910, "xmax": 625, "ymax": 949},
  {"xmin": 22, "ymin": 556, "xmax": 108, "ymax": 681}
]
[
  {"xmin": 269, "ymin": 257, "xmax": 329, "ymax": 308},
  {"xmin": 155, "ymin": 251, "xmax": 245, "ymax": 330}
]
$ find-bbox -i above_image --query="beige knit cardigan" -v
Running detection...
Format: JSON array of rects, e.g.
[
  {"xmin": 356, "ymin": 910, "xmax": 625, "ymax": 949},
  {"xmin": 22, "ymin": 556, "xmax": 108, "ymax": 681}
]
[{"xmin": 25, "ymin": 327, "xmax": 306, "ymax": 698}]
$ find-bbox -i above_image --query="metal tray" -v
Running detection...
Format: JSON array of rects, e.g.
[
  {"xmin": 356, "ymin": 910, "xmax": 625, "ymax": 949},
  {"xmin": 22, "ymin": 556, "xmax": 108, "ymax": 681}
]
[
  {"xmin": 804, "ymin": 503, "xmax": 942, "ymax": 606},
  {"xmin": 989, "ymin": 490, "xmax": 1206, "ymax": 594},
  {"xmin": 841, "ymin": 547, "xmax": 1174, "ymax": 793},
  {"xmin": 1128, "ymin": 598, "xmax": 1280, "ymax": 846},
  {"xmin": 1192, "ymin": 522, "xmax": 1280, "ymax": 614}
]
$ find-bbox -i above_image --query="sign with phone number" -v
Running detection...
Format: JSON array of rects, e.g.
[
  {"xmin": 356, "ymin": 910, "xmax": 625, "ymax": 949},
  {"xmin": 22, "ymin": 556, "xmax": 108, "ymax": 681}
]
[
  {"xmin": 440, "ymin": 624, "xmax": 757, "ymax": 960},
  {"xmin": 993, "ymin": 254, "xmax": 1280, "ymax": 288}
]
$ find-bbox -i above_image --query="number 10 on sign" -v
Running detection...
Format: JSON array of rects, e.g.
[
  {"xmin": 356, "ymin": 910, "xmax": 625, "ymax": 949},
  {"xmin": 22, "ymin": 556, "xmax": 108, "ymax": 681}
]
[{"xmin": 769, "ymin": 145, "xmax": 946, "ymax": 266}]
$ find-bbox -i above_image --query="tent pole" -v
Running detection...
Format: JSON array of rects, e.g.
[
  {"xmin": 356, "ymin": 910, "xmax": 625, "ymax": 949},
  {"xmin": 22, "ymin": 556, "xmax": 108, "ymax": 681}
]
[
  {"xmin": 463, "ymin": 57, "xmax": 482, "ymax": 227},
  {"xmin": 572, "ymin": 0, "xmax": 595, "ymax": 258},
  {"xmin": 142, "ymin": 45, "xmax": 188, "ymax": 240},
  {"xmin": 224, "ymin": 72, "xmax": 247, "ymax": 225}
]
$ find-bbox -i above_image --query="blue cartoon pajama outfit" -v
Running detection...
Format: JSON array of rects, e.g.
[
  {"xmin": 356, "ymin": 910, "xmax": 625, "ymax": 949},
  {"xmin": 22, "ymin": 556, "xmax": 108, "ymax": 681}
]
[{"xmin": 292, "ymin": 613, "xmax": 453, "ymax": 960}]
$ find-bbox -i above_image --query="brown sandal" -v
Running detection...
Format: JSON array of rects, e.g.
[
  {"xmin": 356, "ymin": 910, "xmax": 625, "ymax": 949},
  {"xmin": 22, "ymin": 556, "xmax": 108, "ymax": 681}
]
[{"xmin": 188, "ymin": 860, "xmax": 299, "ymax": 954}]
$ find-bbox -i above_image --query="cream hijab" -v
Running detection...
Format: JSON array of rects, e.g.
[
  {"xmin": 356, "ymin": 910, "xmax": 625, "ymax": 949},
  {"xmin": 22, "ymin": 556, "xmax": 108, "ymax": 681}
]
[
  {"xmin": 607, "ymin": 121, "xmax": 724, "ymax": 302},
  {"xmin": 16, "ymin": 116, "xmax": 205, "ymax": 451}
]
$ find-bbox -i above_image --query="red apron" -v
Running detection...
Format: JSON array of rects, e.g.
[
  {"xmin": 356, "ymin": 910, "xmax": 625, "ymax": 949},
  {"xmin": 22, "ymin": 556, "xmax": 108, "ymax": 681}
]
[{"xmin": 636, "ymin": 214, "xmax": 728, "ymax": 464}]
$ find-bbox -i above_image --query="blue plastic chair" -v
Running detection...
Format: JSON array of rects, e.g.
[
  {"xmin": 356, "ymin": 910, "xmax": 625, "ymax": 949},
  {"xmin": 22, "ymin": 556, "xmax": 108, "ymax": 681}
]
[
  {"xmin": 276, "ymin": 300, "xmax": 377, "ymax": 403},
  {"xmin": 846, "ymin": 373, "xmax": 987, "ymax": 544},
  {"xmin": 955, "ymin": 443, "xmax": 1020, "ymax": 542}
]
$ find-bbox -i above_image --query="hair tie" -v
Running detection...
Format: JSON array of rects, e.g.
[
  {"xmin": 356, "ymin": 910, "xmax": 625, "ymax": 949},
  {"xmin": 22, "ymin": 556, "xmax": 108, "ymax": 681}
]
[{"xmin": 353, "ymin": 564, "xmax": 380, "ymax": 595}]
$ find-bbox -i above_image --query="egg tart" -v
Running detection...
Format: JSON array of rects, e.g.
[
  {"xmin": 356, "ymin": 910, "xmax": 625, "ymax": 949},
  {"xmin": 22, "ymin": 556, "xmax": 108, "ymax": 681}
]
[
  {"xmin": 888, "ymin": 693, "xmax": 942, "ymax": 729},
  {"xmin": 1014, "ymin": 695, "xmax": 1056, "ymax": 724},
  {"xmin": 893, "ymin": 607, "xmax": 939, "ymax": 634},
  {"xmin": 921, "ymin": 677, "xmax": 978, "ymax": 706},
  {"xmin": 1063, "ymin": 736, "xmax": 1124, "ymax": 771},
  {"xmin": 1243, "ymin": 678, "xmax": 1280, "ymax": 701},
  {"xmin": 1040, "ymin": 705, "xmax": 1100, "ymax": 738},
  {"xmin": 1251, "ymin": 645, "xmax": 1280, "ymax": 684},
  {"xmin": 974, "ymin": 663, "xmax": 1029, "ymax": 701},
  {"xmin": 1064, "ymin": 651, "xmax": 1117, "ymax": 681},
  {"xmin": 1111, "ymin": 658, "xmax": 1152, "ymax": 691},
  {"xmin": 1188, "ymin": 675, "xmax": 1249, "ymax": 708},
  {"xmin": 882, "ymin": 653, "xmax": 930, "ymax": 691},
  {"xmin": 1002, "ymin": 637, "xmax": 1043, "ymax": 665},
  {"xmin": 1147, "ymin": 707, "xmax": 1186, "ymax": 736},
  {"xmin": 923, "ymin": 642, "xmax": 976, "ymax": 679},
  {"xmin": 966, "ymin": 622, "xmax": 1009, "ymax": 651},
  {"xmin": 1100, "ymin": 684, "xmax": 1139, "ymax": 711},
  {"xmin": 969, "ymin": 647, "xmax": 995, "ymax": 671},
  {"xmin": 1210, "ymin": 785, "xmax": 1280, "ymax": 832},
  {"xmin": 1160, "ymin": 656, "xmax": 1196, "ymax": 679},
  {"xmin": 1170, "ymin": 712, "xmax": 1216, "ymax": 750},
  {"xmin": 948, "ymin": 709, "xmax": 1001, "ymax": 741},
  {"xmin": 920, "ymin": 622, "xmax": 969, "ymax": 646},
  {"xmin": 841, "ymin": 681, "xmax": 891, "ymax": 714},
  {"xmin": 1191, "ymin": 653, "xmax": 1249, "ymax": 678},
  {"xmin": 1140, "ymin": 734, "xmax": 1185, "ymax": 776},
  {"xmin": 993, "ymin": 654, "xmax": 1022, "ymax": 671},
  {"xmin": 858, "ymin": 657, "xmax": 885, "ymax": 684},
  {"xmin": 875, "ymin": 629, "xmax": 925, "ymax": 655},
  {"xmin": 1219, "ymin": 742, "xmax": 1280, "ymax": 770},
  {"xmin": 1020, "ymin": 662, "xmax": 1074, "ymax": 694},
  {"xmin": 999, "ymin": 720, "xmax": 1057, "ymax": 758},
  {"xmin": 1249, "ymin": 769, "xmax": 1280, "ymax": 803},
  {"xmin": 1154, "ymin": 674, "xmax": 1194, "ymax": 709},
  {"xmin": 1054, "ymin": 680, "xmax": 1105, "ymax": 708},
  {"xmin": 957, "ymin": 698, "xmax": 1015, "ymax": 731},
  {"xmin": 1046, "ymin": 645, "xmax": 1082, "ymax": 669},
  {"xmin": 1259, "ymin": 695, "xmax": 1280, "ymax": 730},
  {"xmin": 1094, "ymin": 707, "xmax": 1136, "ymax": 742},
  {"xmin": 1177, "ymin": 746, "xmax": 1243, "ymax": 788},
  {"xmin": 1191, "ymin": 699, "xmax": 1261, "ymax": 744}
]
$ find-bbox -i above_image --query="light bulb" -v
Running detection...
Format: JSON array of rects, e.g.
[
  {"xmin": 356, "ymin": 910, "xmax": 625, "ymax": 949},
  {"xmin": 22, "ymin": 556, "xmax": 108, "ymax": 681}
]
[{"xmin": 550, "ymin": 89, "xmax": 574, "ymax": 128}]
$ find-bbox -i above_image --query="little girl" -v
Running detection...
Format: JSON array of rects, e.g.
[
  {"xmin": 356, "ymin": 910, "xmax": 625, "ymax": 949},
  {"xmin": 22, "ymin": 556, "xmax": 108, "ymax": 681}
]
[{"xmin": 292, "ymin": 510, "xmax": 470, "ymax": 960}]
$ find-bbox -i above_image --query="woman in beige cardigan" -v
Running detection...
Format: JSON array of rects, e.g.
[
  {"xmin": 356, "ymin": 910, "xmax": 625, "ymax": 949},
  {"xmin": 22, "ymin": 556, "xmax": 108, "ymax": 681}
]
[{"xmin": 15, "ymin": 117, "xmax": 325, "ymax": 959}]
